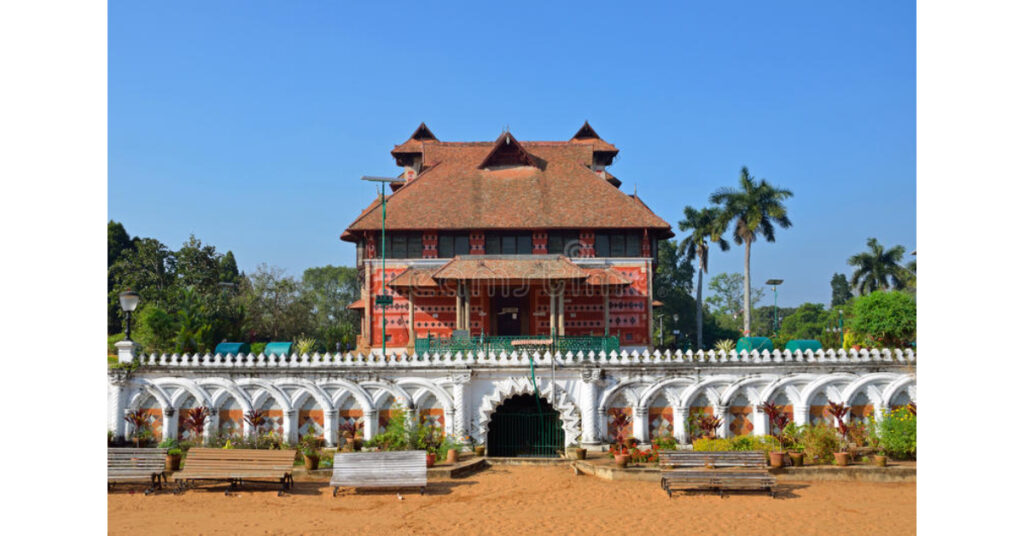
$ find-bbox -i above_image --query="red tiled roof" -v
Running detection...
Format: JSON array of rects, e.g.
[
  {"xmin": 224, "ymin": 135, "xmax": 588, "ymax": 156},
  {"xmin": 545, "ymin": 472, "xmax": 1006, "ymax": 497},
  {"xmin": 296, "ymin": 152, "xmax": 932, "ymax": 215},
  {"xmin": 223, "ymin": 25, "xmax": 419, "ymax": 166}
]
[
  {"xmin": 343, "ymin": 126, "xmax": 672, "ymax": 241},
  {"xmin": 583, "ymin": 267, "xmax": 632, "ymax": 287},
  {"xmin": 347, "ymin": 299, "xmax": 366, "ymax": 310},
  {"xmin": 387, "ymin": 267, "xmax": 439, "ymax": 288},
  {"xmin": 431, "ymin": 256, "xmax": 588, "ymax": 281}
]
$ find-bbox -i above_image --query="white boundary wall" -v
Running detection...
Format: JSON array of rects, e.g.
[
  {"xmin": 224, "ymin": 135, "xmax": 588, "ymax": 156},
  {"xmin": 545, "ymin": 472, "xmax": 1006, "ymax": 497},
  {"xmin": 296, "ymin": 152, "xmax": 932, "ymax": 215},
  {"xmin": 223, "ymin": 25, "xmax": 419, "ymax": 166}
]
[{"xmin": 108, "ymin": 348, "xmax": 916, "ymax": 449}]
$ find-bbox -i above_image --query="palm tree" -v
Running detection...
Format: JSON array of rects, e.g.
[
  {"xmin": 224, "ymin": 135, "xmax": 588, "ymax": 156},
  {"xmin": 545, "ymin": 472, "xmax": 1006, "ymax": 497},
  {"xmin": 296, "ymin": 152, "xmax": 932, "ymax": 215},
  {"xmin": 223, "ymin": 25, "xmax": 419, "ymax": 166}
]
[
  {"xmin": 678, "ymin": 206, "xmax": 730, "ymax": 349},
  {"xmin": 847, "ymin": 238, "xmax": 907, "ymax": 294},
  {"xmin": 710, "ymin": 167, "xmax": 793, "ymax": 335}
]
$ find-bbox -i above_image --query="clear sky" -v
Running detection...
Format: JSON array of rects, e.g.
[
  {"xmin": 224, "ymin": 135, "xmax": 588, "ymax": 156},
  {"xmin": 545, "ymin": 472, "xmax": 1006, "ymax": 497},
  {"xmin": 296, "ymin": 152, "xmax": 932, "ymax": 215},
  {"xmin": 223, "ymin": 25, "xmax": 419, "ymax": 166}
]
[{"xmin": 109, "ymin": 0, "xmax": 915, "ymax": 308}]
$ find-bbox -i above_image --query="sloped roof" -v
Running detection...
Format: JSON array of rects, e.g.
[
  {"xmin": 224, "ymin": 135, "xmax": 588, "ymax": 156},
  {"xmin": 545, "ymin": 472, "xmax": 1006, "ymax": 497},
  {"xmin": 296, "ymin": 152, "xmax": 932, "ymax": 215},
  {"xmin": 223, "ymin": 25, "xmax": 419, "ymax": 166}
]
[
  {"xmin": 343, "ymin": 127, "xmax": 672, "ymax": 241},
  {"xmin": 431, "ymin": 256, "xmax": 588, "ymax": 281},
  {"xmin": 582, "ymin": 267, "xmax": 632, "ymax": 287},
  {"xmin": 387, "ymin": 267, "xmax": 439, "ymax": 288}
]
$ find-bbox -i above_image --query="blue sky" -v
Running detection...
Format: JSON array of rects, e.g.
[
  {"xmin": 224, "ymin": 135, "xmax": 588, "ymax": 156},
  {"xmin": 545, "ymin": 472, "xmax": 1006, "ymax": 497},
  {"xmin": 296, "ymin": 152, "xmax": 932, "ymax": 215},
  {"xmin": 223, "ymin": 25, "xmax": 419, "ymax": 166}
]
[{"xmin": 109, "ymin": 1, "xmax": 915, "ymax": 307}]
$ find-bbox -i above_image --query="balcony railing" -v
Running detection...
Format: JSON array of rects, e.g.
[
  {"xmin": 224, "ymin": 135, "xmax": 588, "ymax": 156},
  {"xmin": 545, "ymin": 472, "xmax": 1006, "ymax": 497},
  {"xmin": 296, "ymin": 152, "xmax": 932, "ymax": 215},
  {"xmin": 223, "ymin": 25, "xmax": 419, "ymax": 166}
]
[{"xmin": 413, "ymin": 335, "xmax": 620, "ymax": 355}]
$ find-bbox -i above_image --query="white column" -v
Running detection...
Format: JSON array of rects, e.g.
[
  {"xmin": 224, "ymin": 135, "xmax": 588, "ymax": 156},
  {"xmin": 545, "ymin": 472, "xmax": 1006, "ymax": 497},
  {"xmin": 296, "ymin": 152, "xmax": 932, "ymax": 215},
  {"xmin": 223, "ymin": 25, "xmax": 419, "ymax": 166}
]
[
  {"xmin": 793, "ymin": 405, "xmax": 810, "ymax": 427},
  {"xmin": 115, "ymin": 340, "xmax": 139, "ymax": 364},
  {"xmin": 284, "ymin": 409, "xmax": 299, "ymax": 445},
  {"xmin": 204, "ymin": 412, "xmax": 219, "ymax": 444},
  {"xmin": 674, "ymin": 407, "xmax": 689, "ymax": 445},
  {"xmin": 242, "ymin": 417, "xmax": 254, "ymax": 439},
  {"xmin": 557, "ymin": 289, "xmax": 565, "ymax": 336},
  {"xmin": 162, "ymin": 407, "xmax": 178, "ymax": 441},
  {"xmin": 714, "ymin": 405, "xmax": 729, "ymax": 439},
  {"xmin": 875, "ymin": 404, "xmax": 889, "ymax": 423},
  {"xmin": 451, "ymin": 374, "xmax": 470, "ymax": 441},
  {"xmin": 633, "ymin": 407, "xmax": 650, "ymax": 443},
  {"xmin": 363, "ymin": 409, "xmax": 379, "ymax": 442},
  {"xmin": 324, "ymin": 410, "xmax": 338, "ymax": 448},
  {"xmin": 108, "ymin": 378, "xmax": 127, "ymax": 440},
  {"xmin": 579, "ymin": 370, "xmax": 600, "ymax": 447},
  {"xmin": 597, "ymin": 407, "xmax": 608, "ymax": 442},
  {"xmin": 549, "ymin": 290, "xmax": 557, "ymax": 337},
  {"xmin": 752, "ymin": 405, "xmax": 768, "ymax": 436}
]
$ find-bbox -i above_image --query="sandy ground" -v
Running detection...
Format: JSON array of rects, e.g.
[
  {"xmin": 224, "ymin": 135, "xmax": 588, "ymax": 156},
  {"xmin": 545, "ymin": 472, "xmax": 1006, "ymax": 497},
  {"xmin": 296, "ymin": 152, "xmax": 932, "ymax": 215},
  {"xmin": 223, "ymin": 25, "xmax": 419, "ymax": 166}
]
[{"xmin": 108, "ymin": 465, "xmax": 915, "ymax": 536}]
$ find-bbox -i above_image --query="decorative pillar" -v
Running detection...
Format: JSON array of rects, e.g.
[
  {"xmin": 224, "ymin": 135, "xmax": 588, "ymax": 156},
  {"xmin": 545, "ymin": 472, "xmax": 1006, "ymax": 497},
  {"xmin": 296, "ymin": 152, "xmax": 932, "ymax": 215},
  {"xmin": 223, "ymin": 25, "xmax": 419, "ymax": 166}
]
[
  {"xmin": 204, "ymin": 412, "xmax": 219, "ymax": 443},
  {"xmin": 674, "ymin": 407, "xmax": 689, "ymax": 445},
  {"xmin": 714, "ymin": 405, "xmax": 729, "ymax": 439},
  {"xmin": 752, "ymin": 405, "xmax": 768, "ymax": 436},
  {"xmin": 108, "ymin": 374, "xmax": 128, "ymax": 440},
  {"xmin": 115, "ymin": 340, "xmax": 139, "ymax": 364},
  {"xmin": 549, "ymin": 290, "xmax": 557, "ymax": 338},
  {"xmin": 579, "ymin": 368, "xmax": 602, "ymax": 447},
  {"xmin": 875, "ymin": 404, "xmax": 890, "ymax": 423},
  {"xmin": 557, "ymin": 288, "xmax": 565, "ymax": 336},
  {"xmin": 597, "ymin": 407, "xmax": 608, "ymax": 441},
  {"xmin": 363, "ymin": 409, "xmax": 379, "ymax": 442},
  {"xmin": 450, "ymin": 372, "xmax": 471, "ymax": 442},
  {"xmin": 242, "ymin": 416, "xmax": 253, "ymax": 439},
  {"xmin": 793, "ymin": 404, "xmax": 810, "ymax": 426},
  {"xmin": 324, "ymin": 409, "xmax": 338, "ymax": 448},
  {"xmin": 284, "ymin": 409, "xmax": 299, "ymax": 445},
  {"xmin": 162, "ymin": 407, "xmax": 178, "ymax": 441},
  {"xmin": 633, "ymin": 407, "xmax": 650, "ymax": 443}
]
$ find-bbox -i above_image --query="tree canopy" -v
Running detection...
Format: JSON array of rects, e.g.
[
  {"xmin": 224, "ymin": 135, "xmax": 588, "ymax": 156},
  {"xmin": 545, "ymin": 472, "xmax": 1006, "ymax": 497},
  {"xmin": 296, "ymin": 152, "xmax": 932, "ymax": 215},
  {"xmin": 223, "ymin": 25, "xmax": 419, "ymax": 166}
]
[{"xmin": 847, "ymin": 238, "xmax": 907, "ymax": 294}]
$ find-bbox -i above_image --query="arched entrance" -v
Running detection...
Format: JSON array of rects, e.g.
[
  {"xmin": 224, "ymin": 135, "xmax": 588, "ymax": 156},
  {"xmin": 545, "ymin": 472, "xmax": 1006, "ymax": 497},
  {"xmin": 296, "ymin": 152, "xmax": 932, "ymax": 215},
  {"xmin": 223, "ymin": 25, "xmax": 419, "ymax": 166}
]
[{"xmin": 487, "ymin": 394, "xmax": 564, "ymax": 457}]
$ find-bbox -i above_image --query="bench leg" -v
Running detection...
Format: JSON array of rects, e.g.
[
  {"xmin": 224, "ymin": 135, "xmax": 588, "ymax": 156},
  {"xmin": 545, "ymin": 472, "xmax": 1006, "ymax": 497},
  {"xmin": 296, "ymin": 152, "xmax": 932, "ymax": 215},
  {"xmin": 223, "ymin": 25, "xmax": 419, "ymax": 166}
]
[
  {"xmin": 278, "ymin": 478, "xmax": 287, "ymax": 497},
  {"xmin": 333, "ymin": 487, "xmax": 339, "ymax": 498}
]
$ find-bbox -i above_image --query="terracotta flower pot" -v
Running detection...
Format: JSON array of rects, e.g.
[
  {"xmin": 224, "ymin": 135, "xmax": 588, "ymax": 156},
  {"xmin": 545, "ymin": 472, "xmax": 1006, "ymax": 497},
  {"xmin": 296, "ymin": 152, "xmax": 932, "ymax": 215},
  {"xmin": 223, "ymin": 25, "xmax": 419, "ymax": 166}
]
[
  {"xmin": 446, "ymin": 448, "xmax": 459, "ymax": 464},
  {"xmin": 614, "ymin": 453, "xmax": 629, "ymax": 468},
  {"xmin": 834, "ymin": 452, "xmax": 850, "ymax": 466},
  {"xmin": 788, "ymin": 452, "xmax": 804, "ymax": 467},
  {"xmin": 769, "ymin": 452, "xmax": 785, "ymax": 468},
  {"xmin": 426, "ymin": 453, "xmax": 436, "ymax": 468},
  {"xmin": 165, "ymin": 453, "xmax": 181, "ymax": 472},
  {"xmin": 575, "ymin": 448, "xmax": 587, "ymax": 460},
  {"xmin": 873, "ymin": 454, "xmax": 887, "ymax": 467},
  {"xmin": 303, "ymin": 454, "xmax": 320, "ymax": 470},
  {"xmin": 474, "ymin": 445, "xmax": 486, "ymax": 457}
]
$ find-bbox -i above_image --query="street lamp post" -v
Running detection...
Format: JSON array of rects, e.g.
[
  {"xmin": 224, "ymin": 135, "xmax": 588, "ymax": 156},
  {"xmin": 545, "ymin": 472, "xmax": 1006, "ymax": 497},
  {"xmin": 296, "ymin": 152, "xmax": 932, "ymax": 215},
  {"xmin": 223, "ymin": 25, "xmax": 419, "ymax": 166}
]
[
  {"xmin": 362, "ymin": 176, "xmax": 407, "ymax": 357},
  {"xmin": 765, "ymin": 279, "xmax": 783, "ymax": 335},
  {"xmin": 118, "ymin": 290, "xmax": 140, "ymax": 341}
]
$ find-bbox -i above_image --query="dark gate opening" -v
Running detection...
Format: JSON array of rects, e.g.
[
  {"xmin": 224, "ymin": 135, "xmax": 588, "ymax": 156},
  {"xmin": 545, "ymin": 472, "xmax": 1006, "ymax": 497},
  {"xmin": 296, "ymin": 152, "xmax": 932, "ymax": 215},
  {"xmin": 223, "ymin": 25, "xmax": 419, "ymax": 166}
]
[{"xmin": 487, "ymin": 394, "xmax": 564, "ymax": 457}]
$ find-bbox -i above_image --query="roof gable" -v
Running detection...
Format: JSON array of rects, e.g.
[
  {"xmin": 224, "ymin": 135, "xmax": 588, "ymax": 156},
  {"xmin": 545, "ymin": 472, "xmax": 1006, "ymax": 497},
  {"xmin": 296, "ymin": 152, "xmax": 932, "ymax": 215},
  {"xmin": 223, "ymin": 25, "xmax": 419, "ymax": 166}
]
[
  {"xmin": 478, "ymin": 132, "xmax": 538, "ymax": 169},
  {"xmin": 572, "ymin": 121, "xmax": 601, "ymax": 140},
  {"xmin": 410, "ymin": 122, "xmax": 437, "ymax": 141}
]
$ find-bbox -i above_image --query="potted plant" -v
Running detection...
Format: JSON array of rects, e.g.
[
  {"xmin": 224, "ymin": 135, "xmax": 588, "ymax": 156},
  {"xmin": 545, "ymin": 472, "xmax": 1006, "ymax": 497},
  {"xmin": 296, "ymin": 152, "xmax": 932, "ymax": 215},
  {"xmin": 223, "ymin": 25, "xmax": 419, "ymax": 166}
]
[
  {"xmin": 466, "ymin": 435, "xmax": 485, "ymax": 457},
  {"xmin": 443, "ymin": 436, "xmax": 459, "ymax": 464},
  {"xmin": 339, "ymin": 421, "xmax": 362, "ymax": 452},
  {"xmin": 758, "ymin": 402, "xmax": 790, "ymax": 468},
  {"xmin": 124, "ymin": 408, "xmax": 149, "ymax": 448},
  {"xmin": 299, "ymin": 430, "xmax": 321, "ymax": 470},
  {"xmin": 826, "ymin": 401, "xmax": 852, "ymax": 466},
  {"xmin": 568, "ymin": 443, "xmax": 587, "ymax": 460},
  {"xmin": 781, "ymin": 423, "xmax": 804, "ymax": 466},
  {"xmin": 696, "ymin": 414, "xmax": 723, "ymax": 441},
  {"xmin": 608, "ymin": 409, "xmax": 632, "ymax": 468},
  {"xmin": 160, "ymin": 438, "xmax": 183, "ymax": 471}
]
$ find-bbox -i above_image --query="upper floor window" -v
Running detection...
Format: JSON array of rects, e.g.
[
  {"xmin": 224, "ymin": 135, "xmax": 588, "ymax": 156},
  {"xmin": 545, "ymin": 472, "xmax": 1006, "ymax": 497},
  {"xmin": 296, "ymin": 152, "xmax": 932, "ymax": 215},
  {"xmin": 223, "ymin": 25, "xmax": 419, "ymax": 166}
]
[
  {"xmin": 374, "ymin": 232, "xmax": 422, "ymax": 259},
  {"xmin": 594, "ymin": 230, "xmax": 644, "ymax": 258}
]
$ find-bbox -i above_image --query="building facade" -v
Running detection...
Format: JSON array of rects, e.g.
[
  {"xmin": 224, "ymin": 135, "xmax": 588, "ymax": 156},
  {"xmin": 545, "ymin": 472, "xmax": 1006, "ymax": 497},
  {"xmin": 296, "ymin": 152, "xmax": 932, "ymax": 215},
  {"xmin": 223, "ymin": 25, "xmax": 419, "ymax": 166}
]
[{"xmin": 341, "ymin": 124, "xmax": 673, "ymax": 353}]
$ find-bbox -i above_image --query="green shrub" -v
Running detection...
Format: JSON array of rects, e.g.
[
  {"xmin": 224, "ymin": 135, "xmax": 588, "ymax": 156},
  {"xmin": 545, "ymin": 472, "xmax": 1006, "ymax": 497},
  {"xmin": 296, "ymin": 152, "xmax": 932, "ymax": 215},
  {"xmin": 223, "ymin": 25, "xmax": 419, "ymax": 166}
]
[
  {"xmin": 107, "ymin": 333, "xmax": 125, "ymax": 356},
  {"xmin": 652, "ymin": 435, "xmax": 678, "ymax": 451},
  {"xmin": 692, "ymin": 438, "xmax": 731, "ymax": 452},
  {"xmin": 250, "ymin": 342, "xmax": 267, "ymax": 356},
  {"xmin": 796, "ymin": 423, "xmax": 841, "ymax": 464},
  {"xmin": 877, "ymin": 407, "xmax": 916, "ymax": 459},
  {"xmin": 692, "ymin": 435, "xmax": 775, "ymax": 453},
  {"xmin": 851, "ymin": 291, "xmax": 916, "ymax": 347},
  {"xmin": 364, "ymin": 409, "xmax": 412, "ymax": 451}
]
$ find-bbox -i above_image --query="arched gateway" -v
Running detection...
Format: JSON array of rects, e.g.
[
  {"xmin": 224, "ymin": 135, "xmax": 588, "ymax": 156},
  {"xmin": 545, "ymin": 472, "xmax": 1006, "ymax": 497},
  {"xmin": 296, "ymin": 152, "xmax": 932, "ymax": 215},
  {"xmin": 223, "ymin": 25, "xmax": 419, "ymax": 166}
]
[{"xmin": 487, "ymin": 394, "xmax": 565, "ymax": 457}]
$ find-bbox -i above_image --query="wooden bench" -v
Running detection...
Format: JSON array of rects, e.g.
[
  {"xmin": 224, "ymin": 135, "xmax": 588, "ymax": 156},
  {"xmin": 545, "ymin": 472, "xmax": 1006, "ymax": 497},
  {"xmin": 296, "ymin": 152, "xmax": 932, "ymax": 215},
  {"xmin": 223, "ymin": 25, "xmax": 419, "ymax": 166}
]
[
  {"xmin": 173, "ymin": 448, "xmax": 297, "ymax": 496},
  {"xmin": 330, "ymin": 451, "xmax": 427, "ymax": 497},
  {"xmin": 659, "ymin": 451, "xmax": 776, "ymax": 498},
  {"xmin": 108, "ymin": 448, "xmax": 168, "ymax": 495}
]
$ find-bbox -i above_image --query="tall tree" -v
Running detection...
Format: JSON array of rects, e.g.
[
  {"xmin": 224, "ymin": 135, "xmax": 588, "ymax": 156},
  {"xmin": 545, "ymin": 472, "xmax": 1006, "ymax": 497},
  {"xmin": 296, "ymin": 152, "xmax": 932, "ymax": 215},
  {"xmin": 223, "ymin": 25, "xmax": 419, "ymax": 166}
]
[
  {"xmin": 705, "ymin": 272, "xmax": 765, "ymax": 320},
  {"xmin": 301, "ymin": 265, "xmax": 361, "ymax": 351},
  {"xmin": 847, "ymin": 238, "xmax": 907, "ymax": 294},
  {"xmin": 830, "ymin": 273, "xmax": 854, "ymax": 307},
  {"xmin": 711, "ymin": 167, "xmax": 793, "ymax": 335},
  {"xmin": 678, "ymin": 206, "xmax": 730, "ymax": 349}
]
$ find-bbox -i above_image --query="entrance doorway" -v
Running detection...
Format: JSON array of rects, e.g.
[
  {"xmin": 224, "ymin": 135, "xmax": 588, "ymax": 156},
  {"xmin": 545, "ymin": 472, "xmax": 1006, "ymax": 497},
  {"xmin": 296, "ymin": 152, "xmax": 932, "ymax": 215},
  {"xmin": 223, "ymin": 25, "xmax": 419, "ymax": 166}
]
[
  {"xmin": 491, "ymin": 295, "xmax": 527, "ymax": 336},
  {"xmin": 487, "ymin": 394, "xmax": 564, "ymax": 457}
]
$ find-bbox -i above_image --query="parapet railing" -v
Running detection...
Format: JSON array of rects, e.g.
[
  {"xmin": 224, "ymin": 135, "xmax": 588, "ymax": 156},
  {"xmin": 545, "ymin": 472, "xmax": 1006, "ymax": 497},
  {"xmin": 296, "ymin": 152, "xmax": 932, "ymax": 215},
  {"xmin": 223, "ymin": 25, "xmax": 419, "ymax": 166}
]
[{"xmin": 126, "ymin": 348, "xmax": 915, "ymax": 369}]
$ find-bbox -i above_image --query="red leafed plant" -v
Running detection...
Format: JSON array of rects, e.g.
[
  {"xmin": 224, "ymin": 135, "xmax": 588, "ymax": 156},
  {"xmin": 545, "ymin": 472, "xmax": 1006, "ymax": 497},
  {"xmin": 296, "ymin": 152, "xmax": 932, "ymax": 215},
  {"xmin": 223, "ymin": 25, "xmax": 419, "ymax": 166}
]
[
  {"xmin": 826, "ymin": 401, "xmax": 851, "ymax": 451},
  {"xmin": 758, "ymin": 402, "xmax": 791, "ymax": 451},
  {"xmin": 608, "ymin": 408, "xmax": 633, "ymax": 449},
  {"xmin": 339, "ymin": 420, "xmax": 363, "ymax": 439},
  {"xmin": 244, "ymin": 409, "xmax": 265, "ymax": 436},
  {"xmin": 124, "ymin": 408, "xmax": 149, "ymax": 445},
  {"xmin": 907, "ymin": 402, "xmax": 917, "ymax": 416},
  {"xmin": 184, "ymin": 406, "xmax": 211, "ymax": 440},
  {"xmin": 697, "ymin": 415, "xmax": 723, "ymax": 439}
]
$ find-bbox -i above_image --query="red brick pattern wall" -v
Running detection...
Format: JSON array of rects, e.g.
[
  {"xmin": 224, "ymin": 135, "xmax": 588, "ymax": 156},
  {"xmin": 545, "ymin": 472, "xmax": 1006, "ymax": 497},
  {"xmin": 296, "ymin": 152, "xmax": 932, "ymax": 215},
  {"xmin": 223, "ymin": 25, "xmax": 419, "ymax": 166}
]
[
  {"xmin": 648, "ymin": 406, "xmax": 674, "ymax": 439},
  {"xmin": 729, "ymin": 406, "xmax": 754, "ymax": 436},
  {"xmin": 218, "ymin": 409, "xmax": 243, "ymax": 438},
  {"xmin": 578, "ymin": 231, "xmax": 595, "ymax": 257},
  {"xmin": 533, "ymin": 231, "xmax": 547, "ymax": 254},
  {"xmin": 422, "ymin": 232, "xmax": 438, "ymax": 259},
  {"xmin": 469, "ymin": 232, "xmax": 486, "ymax": 255},
  {"xmin": 298, "ymin": 409, "xmax": 325, "ymax": 439}
]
